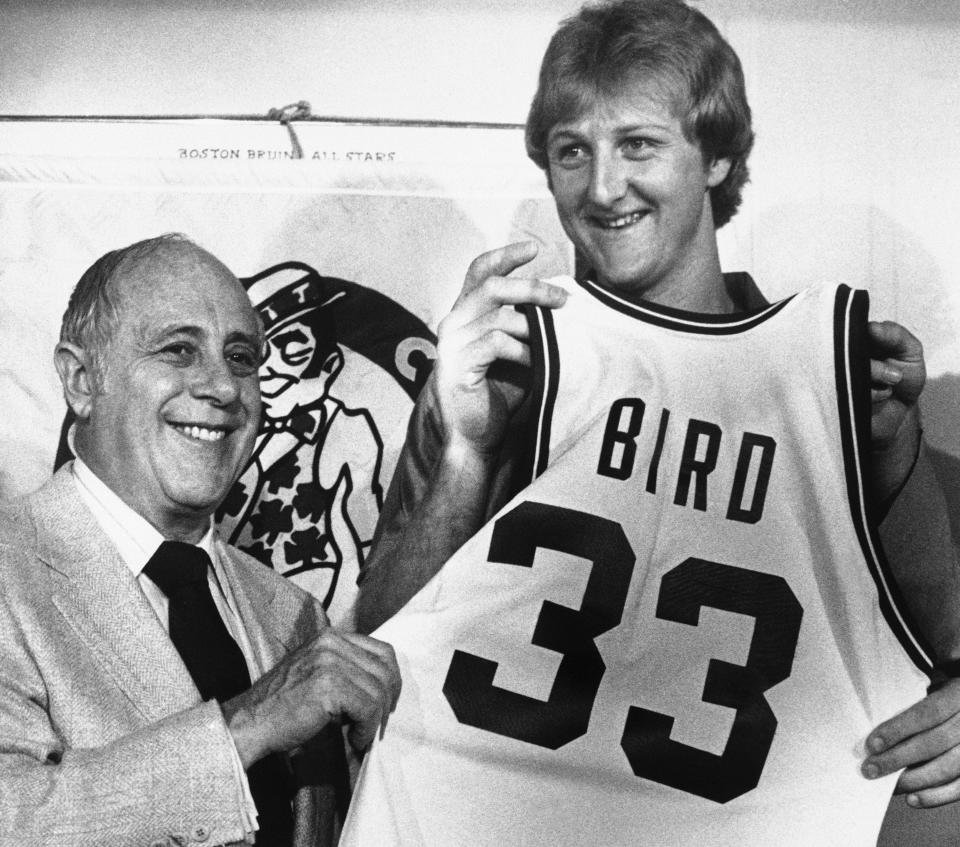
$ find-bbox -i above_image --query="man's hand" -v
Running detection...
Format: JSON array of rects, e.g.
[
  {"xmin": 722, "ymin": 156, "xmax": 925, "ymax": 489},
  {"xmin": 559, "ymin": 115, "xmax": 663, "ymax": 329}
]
[
  {"xmin": 863, "ymin": 679, "xmax": 960, "ymax": 808},
  {"xmin": 221, "ymin": 629, "xmax": 401, "ymax": 768},
  {"xmin": 355, "ymin": 242, "xmax": 569, "ymax": 633},
  {"xmin": 433, "ymin": 241, "xmax": 568, "ymax": 459},
  {"xmin": 868, "ymin": 320, "xmax": 925, "ymax": 503}
]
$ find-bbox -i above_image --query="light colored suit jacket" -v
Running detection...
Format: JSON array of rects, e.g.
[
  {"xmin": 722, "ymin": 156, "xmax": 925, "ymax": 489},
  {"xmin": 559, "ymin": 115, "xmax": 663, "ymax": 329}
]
[{"xmin": 0, "ymin": 465, "xmax": 339, "ymax": 847}]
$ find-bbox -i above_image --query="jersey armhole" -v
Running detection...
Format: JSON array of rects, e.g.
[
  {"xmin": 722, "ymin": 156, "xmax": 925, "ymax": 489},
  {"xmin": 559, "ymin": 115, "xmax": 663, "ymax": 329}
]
[
  {"xmin": 834, "ymin": 285, "xmax": 934, "ymax": 674},
  {"xmin": 518, "ymin": 303, "xmax": 560, "ymax": 485}
]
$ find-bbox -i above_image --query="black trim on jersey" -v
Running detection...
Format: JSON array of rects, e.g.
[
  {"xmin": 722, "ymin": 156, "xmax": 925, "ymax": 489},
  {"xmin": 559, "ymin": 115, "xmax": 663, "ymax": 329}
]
[
  {"xmin": 520, "ymin": 303, "xmax": 560, "ymax": 484},
  {"xmin": 834, "ymin": 285, "xmax": 933, "ymax": 674},
  {"xmin": 578, "ymin": 279, "xmax": 794, "ymax": 335}
]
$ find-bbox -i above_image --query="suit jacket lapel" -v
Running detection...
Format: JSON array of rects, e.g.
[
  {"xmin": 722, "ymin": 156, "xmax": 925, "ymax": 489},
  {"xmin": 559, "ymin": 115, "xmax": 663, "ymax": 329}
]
[
  {"xmin": 217, "ymin": 541, "xmax": 288, "ymax": 676},
  {"xmin": 33, "ymin": 468, "xmax": 201, "ymax": 723},
  {"xmin": 217, "ymin": 540, "xmax": 326, "ymax": 679}
]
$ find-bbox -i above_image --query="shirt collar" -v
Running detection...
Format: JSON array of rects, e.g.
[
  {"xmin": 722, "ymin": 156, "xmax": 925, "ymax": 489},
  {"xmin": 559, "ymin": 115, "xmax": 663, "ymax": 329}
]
[{"xmin": 71, "ymin": 453, "xmax": 215, "ymax": 578}]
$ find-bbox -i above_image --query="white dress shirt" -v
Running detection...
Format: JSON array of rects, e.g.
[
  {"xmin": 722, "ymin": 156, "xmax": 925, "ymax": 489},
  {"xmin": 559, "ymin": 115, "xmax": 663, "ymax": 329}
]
[{"xmin": 71, "ymin": 455, "xmax": 261, "ymax": 840}]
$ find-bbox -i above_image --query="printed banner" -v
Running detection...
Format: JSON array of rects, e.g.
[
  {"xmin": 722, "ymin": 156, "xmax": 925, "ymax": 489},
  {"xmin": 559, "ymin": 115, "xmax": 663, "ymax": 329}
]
[{"xmin": 0, "ymin": 119, "xmax": 572, "ymax": 625}]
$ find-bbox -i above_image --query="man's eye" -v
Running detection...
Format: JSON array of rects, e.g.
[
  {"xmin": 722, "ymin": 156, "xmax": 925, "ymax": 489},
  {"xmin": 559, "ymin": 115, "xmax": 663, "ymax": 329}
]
[
  {"xmin": 549, "ymin": 143, "xmax": 588, "ymax": 168},
  {"xmin": 228, "ymin": 348, "xmax": 260, "ymax": 374},
  {"xmin": 623, "ymin": 137, "xmax": 651, "ymax": 157},
  {"xmin": 161, "ymin": 342, "xmax": 194, "ymax": 362}
]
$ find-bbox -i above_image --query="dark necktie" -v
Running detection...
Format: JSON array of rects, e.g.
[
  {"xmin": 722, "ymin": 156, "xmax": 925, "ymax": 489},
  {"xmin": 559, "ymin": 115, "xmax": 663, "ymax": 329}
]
[{"xmin": 144, "ymin": 540, "xmax": 294, "ymax": 846}]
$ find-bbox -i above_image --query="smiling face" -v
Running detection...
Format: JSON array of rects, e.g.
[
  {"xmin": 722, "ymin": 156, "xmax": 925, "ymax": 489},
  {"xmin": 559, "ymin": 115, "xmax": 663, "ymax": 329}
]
[
  {"xmin": 546, "ymin": 77, "xmax": 732, "ymax": 310},
  {"xmin": 73, "ymin": 243, "xmax": 263, "ymax": 540}
]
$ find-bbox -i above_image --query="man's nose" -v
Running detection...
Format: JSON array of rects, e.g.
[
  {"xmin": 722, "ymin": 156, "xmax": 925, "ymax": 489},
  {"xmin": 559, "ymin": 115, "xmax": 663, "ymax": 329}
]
[
  {"xmin": 588, "ymin": 151, "xmax": 629, "ymax": 207},
  {"xmin": 192, "ymin": 355, "xmax": 241, "ymax": 405}
]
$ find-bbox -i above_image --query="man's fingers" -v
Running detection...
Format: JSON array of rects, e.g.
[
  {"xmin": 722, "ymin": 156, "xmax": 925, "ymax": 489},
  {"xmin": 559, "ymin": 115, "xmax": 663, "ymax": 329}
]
[
  {"xmin": 313, "ymin": 628, "xmax": 387, "ymax": 669},
  {"xmin": 462, "ymin": 330, "xmax": 534, "ymax": 372},
  {"xmin": 903, "ymin": 778, "xmax": 960, "ymax": 809},
  {"xmin": 440, "ymin": 281, "xmax": 564, "ymax": 364},
  {"xmin": 868, "ymin": 684, "xmax": 960, "ymax": 755},
  {"xmin": 317, "ymin": 659, "xmax": 392, "ymax": 753},
  {"xmin": 339, "ymin": 630, "xmax": 398, "ymax": 663},
  {"xmin": 346, "ymin": 705, "xmax": 385, "ymax": 752},
  {"xmin": 308, "ymin": 637, "xmax": 399, "ymax": 751},
  {"xmin": 483, "ymin": 275, "xmax": 568, "ymax": 308},
  {"xmin": 463, "ymin": 241, "xmax": 541, "ymax": 294},
  {"xmin": 863, "ymin": 734, "xmax": 929, "ymax": 779},
  {"xmin": 338, "ymin": 631, "xmax": 402, "ymax": 707},
  {"xmin": 893, "ymin": 745, "xmax": 960, "ymax": 795},
  {"xmin": 437, "ymin": 306, "xmax": 540, "ymax": 392},
  {"xmin": 452, "ymin": 277, "xmax": 568, "ymax": 326},
  {"xmin": 319, "ymin": 672, "xmax": 385, "ymax": 753},
  {"xmin": 454, "ymin": 242, "xmax": 566, "ymax": 322},
  {"xmin": 224, "ymin": 628, "xmax": 402, "ymax": 766},
  {"xmin": 863, "ymin": 686, "xmax": 960, "ymax": 782},
  {"xmin": 446, "ymin": 302, "xmax": 533, "ymax": 346},
  {"xmin": 317, "ymin": 631, "xmax": 400, "ymax": 694},
  {"xmin": 870, "ymin": 357, "xmax": 903, "ymax": 388},
  {"xmin": 868, "ymin": 319, "xmax": 923, "ymax": 363}
]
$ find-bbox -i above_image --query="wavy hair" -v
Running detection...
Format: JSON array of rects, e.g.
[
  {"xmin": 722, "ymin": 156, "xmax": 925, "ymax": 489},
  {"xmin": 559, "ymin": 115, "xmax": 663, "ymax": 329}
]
[{"xmin": 525, "ymin": 0, "xmax": 753, "ymax": 227}]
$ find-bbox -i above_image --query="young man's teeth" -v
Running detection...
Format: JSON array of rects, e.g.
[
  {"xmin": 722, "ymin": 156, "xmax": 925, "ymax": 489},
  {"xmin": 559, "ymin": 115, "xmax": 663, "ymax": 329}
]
[
  {"xmin": 175, "ymin": 424, "xmax": 225, "ymax": 442},
  {"xmin": 604, "ymin": 211, "xmax": 643, "ymax": 229}
]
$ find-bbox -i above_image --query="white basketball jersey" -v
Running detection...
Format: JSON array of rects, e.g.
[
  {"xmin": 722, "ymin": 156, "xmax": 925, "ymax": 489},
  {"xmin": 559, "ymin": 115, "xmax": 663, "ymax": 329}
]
[{"xmin": 342, "ymin": 280, "xmax": 931, "ymax": 847}]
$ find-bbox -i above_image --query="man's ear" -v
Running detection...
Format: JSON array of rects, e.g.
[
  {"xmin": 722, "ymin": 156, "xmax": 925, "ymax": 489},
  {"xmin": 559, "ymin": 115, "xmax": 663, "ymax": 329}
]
[
  {"xmin": 54, "ymin": 342, "xmax": 96, "ymax": 420},
  {"xmin": 707, "ymin": 156, "xmax": 732, "ymax": 188}
]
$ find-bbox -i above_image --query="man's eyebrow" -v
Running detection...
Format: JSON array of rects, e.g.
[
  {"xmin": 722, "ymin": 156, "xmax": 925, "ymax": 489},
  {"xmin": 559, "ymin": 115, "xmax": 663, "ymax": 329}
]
[
  {"xmin": 142, "ymin": 324, "xmax": 203, "ymax": 344},
  {"xmin": 143, "ymin": 325, "xmax": 261, "ymax": 347},
  {"xmin": 225, "ymin": 329, "xmax": 263, "ymax": 348},
  {"xmin": 547, "ymin": 127, "xmax": 581, "ymax": 142},
  {"xmin": 549, "ymin": 121, "xmax": 670, "ymax": 141}
]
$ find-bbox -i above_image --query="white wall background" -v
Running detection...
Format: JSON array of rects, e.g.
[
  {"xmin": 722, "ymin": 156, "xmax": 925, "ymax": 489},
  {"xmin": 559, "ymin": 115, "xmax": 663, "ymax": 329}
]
[
  {"xmin": 2, "ymin": 1, "xmax": 960, "ymax": 841},
  {"xmin": 4, "ymin": 1, "xmax": 958, "ymax": 424}
]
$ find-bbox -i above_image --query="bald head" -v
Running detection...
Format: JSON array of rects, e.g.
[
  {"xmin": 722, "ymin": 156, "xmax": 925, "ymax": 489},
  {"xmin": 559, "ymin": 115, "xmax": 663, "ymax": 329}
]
[{"xmin": 60, "ymin": 234, "xmax": 263, "ymax": 386}]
